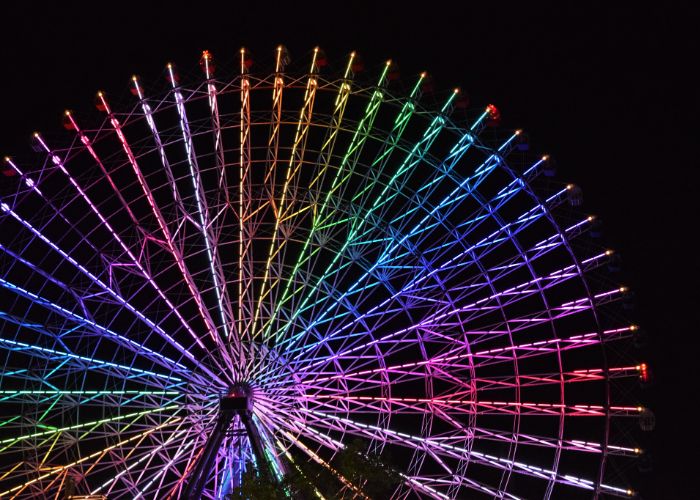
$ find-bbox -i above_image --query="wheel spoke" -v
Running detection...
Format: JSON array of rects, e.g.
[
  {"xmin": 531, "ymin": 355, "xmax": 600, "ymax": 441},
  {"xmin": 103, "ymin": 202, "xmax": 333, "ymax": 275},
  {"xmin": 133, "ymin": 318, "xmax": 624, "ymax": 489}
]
[{"xmin": 0, "ymin": 48, "xmax": 643, "ymax": 499}]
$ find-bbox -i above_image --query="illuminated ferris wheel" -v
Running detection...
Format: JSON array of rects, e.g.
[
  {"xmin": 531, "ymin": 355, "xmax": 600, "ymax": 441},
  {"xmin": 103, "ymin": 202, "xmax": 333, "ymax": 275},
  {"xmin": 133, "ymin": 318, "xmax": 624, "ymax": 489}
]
[{"xmin": 0, "ymin": 46, "xmax": 646, "ymax": 498}]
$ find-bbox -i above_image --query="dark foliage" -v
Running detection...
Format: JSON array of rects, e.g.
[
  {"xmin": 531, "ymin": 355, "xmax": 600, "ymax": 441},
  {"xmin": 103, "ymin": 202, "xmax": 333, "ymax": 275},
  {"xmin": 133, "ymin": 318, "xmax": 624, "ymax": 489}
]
[{"xmin": 229, "ymin": 439, "xmax": 400, "ymax": 499}]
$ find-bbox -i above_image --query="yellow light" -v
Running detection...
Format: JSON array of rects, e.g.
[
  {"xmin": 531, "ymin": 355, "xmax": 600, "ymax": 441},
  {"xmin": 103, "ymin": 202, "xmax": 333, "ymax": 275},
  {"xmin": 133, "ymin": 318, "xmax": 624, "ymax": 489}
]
[
  {"xmin": 566, "ymin": 184, "xmax": 574, "ymax": 190},
  {"xmin": 350, "ymin": 51, "xmax": 356, "ymax": 57},
  {"xmin": 3, "ymin": 156, "xmax": 10, "ymax": 162},
  {"xmin": 97, "ymin": 91, "xmax": 103, "ymax": 97},
  {"xmin": 166, "ymin": 62, "xmax": 173, "ymax": 69},
  {"xmin": 630, "ymin": 324, "xmax": 638, "ymax": 331},
  {"xmin": 587, "ymin": 215, "xmax": 596, "ymax": 221},
  {"xmin": 32, "ymin": 132, "xmax": 39, "ymax": 138},
  {"xmin": 453, "ymin": 87, "xmax": 460, "ymax": 94},
  {"xmin": 637, "ymin": 406, "xmax": 643, "ymax": 411},
  {"xmin": 131, "ymin": 75, "xmax": 138, "ymax": 82},
  {"xmin": 605, "ymin": 249, "xmax": 613, "ymax": 256},
  {"xmin": 385, "ymin": 59, "xmax": 392, "ymax": 66},
  {"xmin": 515, "ymin": 129, "xmax": 522, "ymax": 135},
  {"xmin": 420, "ymin": 71, "xmax": 427, "ymax": 78},
  {"xmin": 64, "ymin": 110, "xmax": 71, "ymax": 116},
  {"xmin": 542, "ymin": 154, "xmax": 549, "ymax": 161},
  {"xmin": 619, "ymin": 286, "xmax": 628, "ymax": 293}
]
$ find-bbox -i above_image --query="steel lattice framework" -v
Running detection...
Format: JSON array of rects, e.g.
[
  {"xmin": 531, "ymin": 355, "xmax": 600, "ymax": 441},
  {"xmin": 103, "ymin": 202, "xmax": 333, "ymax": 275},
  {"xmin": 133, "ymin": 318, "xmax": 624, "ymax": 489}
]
[{"xmin": 0, "ymin": 47, "xmax": 644, "ymax": 499}]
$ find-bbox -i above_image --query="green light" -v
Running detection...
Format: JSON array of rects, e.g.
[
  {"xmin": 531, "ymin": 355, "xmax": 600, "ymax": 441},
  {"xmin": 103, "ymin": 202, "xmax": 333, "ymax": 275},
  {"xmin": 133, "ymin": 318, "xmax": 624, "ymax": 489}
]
[
  {"xmin": 271, "ymin": 78, "xmax": 454, "ymax": 347},
  {"xmin": 0, "ymin": 415, "xmax": 21, "ymax": 428},
  {"xmin": 37, "ymin": 396, "xmax": 61, "ymax": 425},
  {"xmin": 262, "ymin": 67, "xmax": 389, "ymax": 343},
  {"xmin": 0, "ymin": 405, "xmax": 180, "ymax": 446},
  {"xmin": 251, "ymin": 61, "xmax": 322, "ymax": 340}
]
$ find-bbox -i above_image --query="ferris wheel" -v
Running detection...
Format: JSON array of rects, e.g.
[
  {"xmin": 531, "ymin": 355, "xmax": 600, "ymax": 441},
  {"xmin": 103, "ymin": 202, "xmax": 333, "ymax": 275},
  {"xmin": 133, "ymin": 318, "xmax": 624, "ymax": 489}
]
[{"xmin": 0, "ymin": 46, "xmax": 646, "ymax": 499}]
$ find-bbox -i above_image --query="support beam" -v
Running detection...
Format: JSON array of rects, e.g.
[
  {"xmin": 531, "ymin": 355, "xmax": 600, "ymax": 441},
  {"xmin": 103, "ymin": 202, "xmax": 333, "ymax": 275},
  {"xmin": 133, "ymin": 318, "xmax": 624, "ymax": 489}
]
[{"xmin": 182, "ymin": 388, "xmax": 278, "ymax": 498}]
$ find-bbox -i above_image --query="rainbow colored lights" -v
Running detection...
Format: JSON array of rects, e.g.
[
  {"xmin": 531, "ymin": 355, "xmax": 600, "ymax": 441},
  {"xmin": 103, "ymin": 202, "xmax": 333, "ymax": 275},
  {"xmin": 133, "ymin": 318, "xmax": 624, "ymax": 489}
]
[{"xmin": 0, "ymin": 48, "xmax": 644, "ymax": 498}]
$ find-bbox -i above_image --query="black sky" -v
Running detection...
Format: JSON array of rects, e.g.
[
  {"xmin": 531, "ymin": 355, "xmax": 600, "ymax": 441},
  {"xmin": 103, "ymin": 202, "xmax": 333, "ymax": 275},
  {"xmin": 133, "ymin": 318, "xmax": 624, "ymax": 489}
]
[{"xmin": 0, "ymin": 2, "xmax": 696, "ymax": 497}]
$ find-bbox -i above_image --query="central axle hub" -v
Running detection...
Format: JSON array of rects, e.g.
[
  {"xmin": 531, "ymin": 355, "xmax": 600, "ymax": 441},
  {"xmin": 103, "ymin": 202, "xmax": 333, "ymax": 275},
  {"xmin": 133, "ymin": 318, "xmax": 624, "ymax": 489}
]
[{"xmin": 220, "ymin": 383, "xmax": 252, "ymax": 412}]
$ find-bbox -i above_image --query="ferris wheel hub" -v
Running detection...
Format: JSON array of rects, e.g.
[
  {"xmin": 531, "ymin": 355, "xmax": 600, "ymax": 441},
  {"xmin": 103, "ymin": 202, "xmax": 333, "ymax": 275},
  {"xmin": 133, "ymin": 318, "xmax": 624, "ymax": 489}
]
[{"xmin": 221, "ymin": 383, "xmax": 253, "ymax": 411}]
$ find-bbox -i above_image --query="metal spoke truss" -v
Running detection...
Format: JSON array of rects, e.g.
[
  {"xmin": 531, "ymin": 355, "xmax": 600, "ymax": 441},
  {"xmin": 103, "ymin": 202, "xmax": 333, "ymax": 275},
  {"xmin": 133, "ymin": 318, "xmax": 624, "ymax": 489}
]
[{"xmin": 0, "ymin": 46, "xmax": 646, "ymax": 499}]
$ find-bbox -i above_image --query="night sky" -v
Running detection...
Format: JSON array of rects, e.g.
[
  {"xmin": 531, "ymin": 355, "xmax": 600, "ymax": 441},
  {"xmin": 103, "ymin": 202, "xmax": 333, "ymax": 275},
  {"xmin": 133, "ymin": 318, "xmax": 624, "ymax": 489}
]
[{"xmin": 0, "ymin": 2, "xmax": 695, "ymax": 497}]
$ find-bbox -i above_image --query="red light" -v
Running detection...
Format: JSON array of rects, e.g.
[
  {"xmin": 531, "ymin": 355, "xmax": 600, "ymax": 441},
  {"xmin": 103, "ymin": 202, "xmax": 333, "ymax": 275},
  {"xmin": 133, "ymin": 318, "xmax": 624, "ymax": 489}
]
[
  {"xmin": 200, "ymin": 51, "xmax": 215, "ymax": 76},
  {"xmin": 242, "ymin": 49, "xmax": 253, "ymax": 70},
  {"xmin": 351, "ymin": 53, "xmax": 364, "ymax": 73},
  {"xmin": 639, "ymin": 363, "xmax": 649, "ymax": 382},
  {"xmin": 387, "ymin": 61, "xmax": 400, "ymax": 81},
  {"xmin": 95, "ymin": 93, "xmax": 108, "ymax": 112},
  {"xmin": 315, "ymin": 48, "xmax": 328, "ymax": 68},
  {"xmin": 421, "ymin": 74, "xmax": 434, "ymax": 94},
  {"xmin": 486, "ymin": 104, "xmax": 501, "ymax": 127}
]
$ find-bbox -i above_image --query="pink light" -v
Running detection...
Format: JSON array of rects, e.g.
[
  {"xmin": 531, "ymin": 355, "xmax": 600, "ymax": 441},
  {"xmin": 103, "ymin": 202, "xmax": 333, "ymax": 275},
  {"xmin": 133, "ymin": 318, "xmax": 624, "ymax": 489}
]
[
  {"xmin": 304, "ymin": 327, "xmax": 634, "ymax": 384},
  {"xmin": 95, "ymin": 95, "xmax": 223, "ymax": 349},
  {"xmin": 312, "ymin": 394, "xmax": 643, "ymax": 418},
  {"xmin": 32, "ymin": 133, "xmax": 211, "ymax": 361},
  {"xmin": 64, "ymin": 111, "xmax": 140, "ymax": 225}
]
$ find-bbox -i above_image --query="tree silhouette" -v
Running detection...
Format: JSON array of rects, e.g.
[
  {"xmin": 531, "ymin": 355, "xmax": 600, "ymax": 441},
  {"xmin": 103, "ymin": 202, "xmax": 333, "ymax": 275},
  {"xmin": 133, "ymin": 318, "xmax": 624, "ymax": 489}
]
[{"xmin": 229, "ymin": 439, "xmax": 400, "ymax": 499}]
